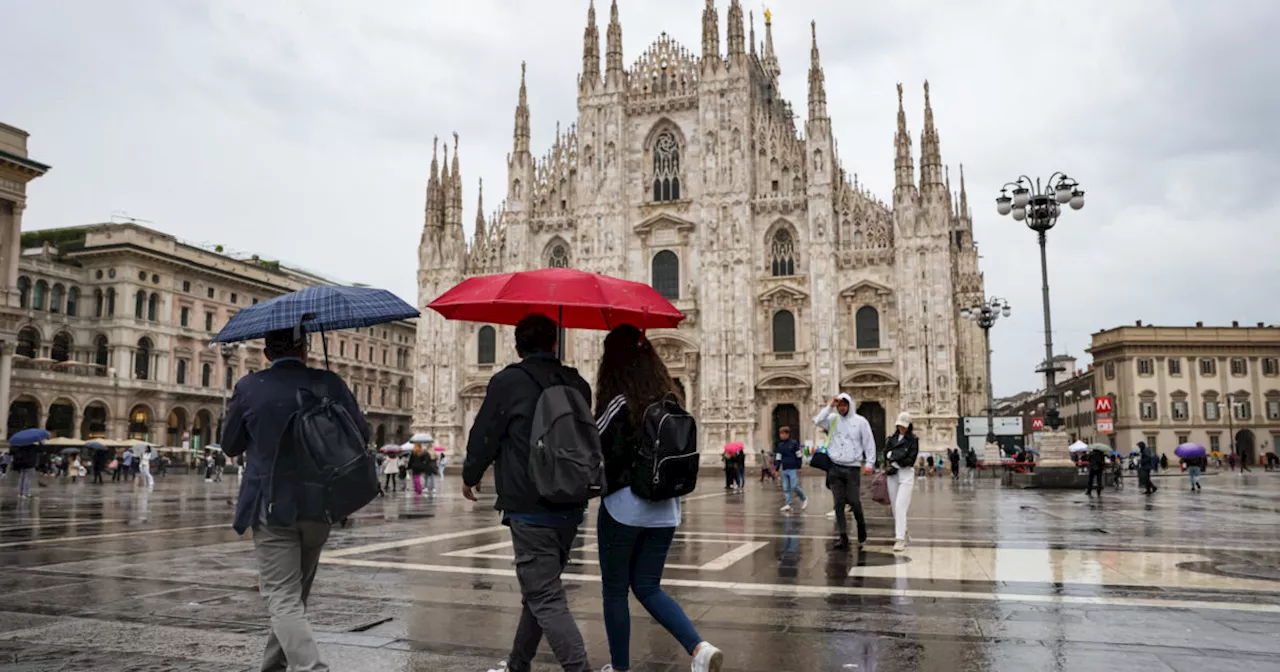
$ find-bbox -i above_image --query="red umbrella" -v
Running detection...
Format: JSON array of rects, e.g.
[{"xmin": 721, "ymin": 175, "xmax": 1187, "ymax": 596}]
[
  {"xmin": 427, "ymin": 268, "xmax": 684, "ymax": 331},
  {"xmin": 724, "ymin": 442, "xmax": 744, "ymax": 455}
]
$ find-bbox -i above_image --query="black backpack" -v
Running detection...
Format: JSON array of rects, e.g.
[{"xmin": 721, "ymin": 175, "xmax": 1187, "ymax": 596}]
[
  {"xmin": 288, "ymin": 384, "xmax": 380, "ymax": 524},
  {"xmin": 632, "ymin": 394, "xmax": 699, "ymax": 501},
  {"xmin": 520, "ymin": 363, "xmax": 605, "ymax": 504}
]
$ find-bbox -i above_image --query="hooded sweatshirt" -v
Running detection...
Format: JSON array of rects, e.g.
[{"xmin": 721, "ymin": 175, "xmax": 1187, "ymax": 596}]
[{"xmin": 813, "ymin": 393, "xmax": 876, "ymax": 467}]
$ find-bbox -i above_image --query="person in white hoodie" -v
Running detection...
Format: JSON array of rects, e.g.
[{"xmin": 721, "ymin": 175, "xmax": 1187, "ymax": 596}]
[{"xmin": 814, "ymin": 393, "xmax": 877, "ymax": 550}]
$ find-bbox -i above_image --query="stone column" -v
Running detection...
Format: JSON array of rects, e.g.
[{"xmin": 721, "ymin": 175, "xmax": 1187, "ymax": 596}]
[
  {"xmin": 0, "ymin": 341, "xmax": 13, "ymax": 437},
  {"xmin": 73, "ymin": 410, "xmax": 84, "ymax": 439},
  {"xmin": 5, "ymin": 203, "xmax": 23, "ymax": 306}
]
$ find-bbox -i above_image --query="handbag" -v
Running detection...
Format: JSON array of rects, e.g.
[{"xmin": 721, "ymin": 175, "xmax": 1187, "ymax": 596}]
[
  {"xmin": 870, "ymin": 472, "xmax": 891, "ymax": 505},
  {"xmin": 809, "ymin": 448, "xmax": 833, "ymax": 472}
]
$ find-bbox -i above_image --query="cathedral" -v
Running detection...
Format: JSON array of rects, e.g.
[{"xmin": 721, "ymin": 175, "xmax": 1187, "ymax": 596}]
[{"xmin": 415, "ymin": 1, "xmax": 987, "ymax": 458}]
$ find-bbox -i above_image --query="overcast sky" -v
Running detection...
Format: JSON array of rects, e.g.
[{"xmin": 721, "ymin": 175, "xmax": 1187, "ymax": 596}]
[{"xmin": 5, "ymin": 0, "xmax": 1277, "ymax": 397}]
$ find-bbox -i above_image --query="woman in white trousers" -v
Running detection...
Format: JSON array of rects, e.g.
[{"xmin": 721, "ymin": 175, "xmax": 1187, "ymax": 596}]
[
  {"xmin": 138, "ymin": 447, "xmax": 155, "ymax": 490},
  {"xmin": 883, "ymin": 412, "xmax": 919, "ymax": 552}
]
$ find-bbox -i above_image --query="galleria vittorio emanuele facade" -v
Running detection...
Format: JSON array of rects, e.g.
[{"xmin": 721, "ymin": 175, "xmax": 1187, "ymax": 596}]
[{"xmin": 415, "ymin": 1, "xmax": 987, "ymax": 458}]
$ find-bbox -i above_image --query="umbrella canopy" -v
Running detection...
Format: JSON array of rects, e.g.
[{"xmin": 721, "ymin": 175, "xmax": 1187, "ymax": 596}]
[
  {"xmin": 1024, "ymin": 447, "xmax": 1041, "ymax": 455},
  {"xmin": 1110, "ymin": 451, "xmax": 1124, "ymax": 458},
  {"xmin": 206, "ymin": 444, "xmax": 223, "ymax": 452},
  {"xmin": 59, "ymin": 447, "xmax": 82, "ymax": 455},
  {"xmin": 213, "ymin": 285, "xmax": 419, "ymax": 344},
  {"xmin": 379, "ymin": 444, "xmax": 404, "ymax": 454},
  {"xmin": 1175, "ymin": 442, "xmax": 1207, "ymax": 459},
  {"xmin": 1089, "ymin": 443, "xmax": 1110, "ymax": 453},
  {"xmin": 85, "ymin": 441, "xmax": 110, "ymax": 452},
  {"xmin": 723, "ymin": 442, "xmax": 744, "ymax": 454},
  {"xmin": 1068, "ymin": 441, "xmax": 1089, "ymax": 454},
  {"xmin": 409, "ymin": 433, "xmax": 434, "ymax": 444},
  {"xmin": 45, "ymin": 437, "xmax": 84, "ymax": 447},
  {"xmin": 8, "ymin": 428, "xmax": 51, "ymax": 447},
  {"xmin": 433, "ymin": 445, "xmax": 446, "ymax": 452},
  {"xmin": 428, "ymin": 268, "xmax": 685, "ymax": 332}
]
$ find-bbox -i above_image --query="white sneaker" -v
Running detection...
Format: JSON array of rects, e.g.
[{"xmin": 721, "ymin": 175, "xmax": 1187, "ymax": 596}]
[
  {"xmin": 780, "ymin": 504, "xmax": 793, "ymax": 512},
  {"xmin": 825, "ymin": 510, "xmax": 836, "ymax": 519},
  {"xmin": 485, "ymin": 662, "xmax": 508, "ymax": 672},
  {"xmin": 691, "ymin": 642, "xmax": 724, "ymax": 672},
  {"xmin": 893, "ymin": 539, "xmax": 907, "ymax": 552},
  {"xmin": 801, "ymin": 498, "xmax": 809, "ymax": 511}
]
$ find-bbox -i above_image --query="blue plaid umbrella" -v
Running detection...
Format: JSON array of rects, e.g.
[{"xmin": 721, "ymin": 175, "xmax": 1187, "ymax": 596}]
[
  {"xmin": 212, "ymin": 286, "xmax": 418, "ymax": 344},
  {"xmin": 9, "ymin": 428, "xmax": 51, "ymax": 447}
]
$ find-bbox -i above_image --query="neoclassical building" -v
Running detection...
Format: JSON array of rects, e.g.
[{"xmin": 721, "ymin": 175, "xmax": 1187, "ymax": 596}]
[
  {"xmin": 6, "ymin": 221, "xmax": 416, "ymax": 448},
  {"xmin": 416, "ymin": 2, "xmax": 987, "ymax": 456}
]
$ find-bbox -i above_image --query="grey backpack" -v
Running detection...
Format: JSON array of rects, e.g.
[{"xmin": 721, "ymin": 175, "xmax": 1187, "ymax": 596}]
[{"xmin": 519, "ymin": 364, "xmax": 605, "ymax": 504}]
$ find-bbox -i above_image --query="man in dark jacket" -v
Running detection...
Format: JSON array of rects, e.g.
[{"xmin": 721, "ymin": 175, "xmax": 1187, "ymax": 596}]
[
  {"xmin": 774, "ymin": 426, "xmax": 807, "ymax": 512},
  {"xmin": 223, "ymin": 328, "xmax": 368, "ymax": 672},
  {"xmin": 1137, "ymin": 442, "xmax": 1158, "ymax": 495},
  {"xmin": 1085, "ymin": 448, "xmax": 1106, "ymax": 496},
  {"xmin": 462, "ymin": 313, "xmax": 592, "ymax": 672}
]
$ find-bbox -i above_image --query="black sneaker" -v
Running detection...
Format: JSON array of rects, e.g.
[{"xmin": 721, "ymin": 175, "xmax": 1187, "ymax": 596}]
[{"xmin": 831, "ymin": 536, "xmax": 851, "ymax": 551}]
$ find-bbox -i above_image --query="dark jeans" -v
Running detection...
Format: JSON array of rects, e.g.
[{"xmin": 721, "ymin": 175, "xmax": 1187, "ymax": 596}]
[
  {"xmin": 827, "ymin": 465, "xmax": 867, "ymax": 542},
  {"xmin": 507, "ymin": 521, "xmax": 590, "ymax": 672},
  {"xmin": 383, "ymin": 473, "xmax": 396, "ymax": 491},
  {"xmin": 93, "ymin": 468, "xmax": 104, "ymax": 484},
  {"xmin": 598, "ymin": 506, "xmax": 701, "ymax": 670},
  {"xmin": 1086, "ymin": 469, "xmax": 1104, "ymax": 493}
]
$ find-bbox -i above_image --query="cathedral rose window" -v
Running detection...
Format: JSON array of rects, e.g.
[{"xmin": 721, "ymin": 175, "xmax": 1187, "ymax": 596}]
[
  {"xmin": 547, "ymin": 244, "xmax": 570, "ymax": 268},
  {"xmin": 652, "ymin": 130, "xmax": 681, "ymax": 202}
]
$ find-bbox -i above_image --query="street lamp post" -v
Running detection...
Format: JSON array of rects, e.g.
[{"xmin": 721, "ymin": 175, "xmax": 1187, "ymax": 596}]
[
  {"xmin": 961, "ymin": 297, "xmax": 1011, "ymax": 447},
  {"xmin": 996, "ymin": 174, "xmax": 1084, "ymax": 431},
  {"xmin": 1219, "ymin": 395, "xmax": 1237, "ymax": 464}
]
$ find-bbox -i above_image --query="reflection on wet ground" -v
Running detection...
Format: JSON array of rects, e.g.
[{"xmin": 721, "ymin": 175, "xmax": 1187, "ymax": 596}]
[{"xmin": 1, "ymin": 469, "xmax": 1278, "ymax": 671}]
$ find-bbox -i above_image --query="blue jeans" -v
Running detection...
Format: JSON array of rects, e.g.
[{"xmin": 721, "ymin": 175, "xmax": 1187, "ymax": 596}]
[
  {"xmin": 598, "ymin": 505, "xmax": 701, "ymax": 670},
  {"xmin": 1188, "ymin": 466, "xmax": 1201, "ymax": 487},
  {"xmin": 781, "ymin": 469, "xmax": 806, "ymax": 506}
]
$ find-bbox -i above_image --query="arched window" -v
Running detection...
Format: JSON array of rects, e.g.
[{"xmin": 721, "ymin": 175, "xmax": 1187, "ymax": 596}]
[
  {"xmin": 16, "ymin": 327, "xmax": 39, "ymax": 358},
  {"xmin": 94, "ymin": 289, "xmax": 104, "ymax": 317},
  {"xmin": 477, "ymin": 325, "xmax": 496, "ymax": 365},
  {"xmin": 135, "ymin": 290, "xmax": 146, "ymax": 319},
  {"xmin": 51, "ymin": 332, "xmax": 72, "ymax": 362},
  {"xmin": 771, "ymin": 229, "xmax": 795, "ymax": 276},
  {"xmin": 225, "ymin": 366, "xmax": 234, "ymax": 389},
  {"xmin": 201, "ymin": 363, "xmax": 212, "ymax": 387},
  {"xmin": 66, "ymin": 287, "xmax": 79, "ymax": 316},
  {"xmin": 772, "ymin": 310, "xmax": 796, "ymax": 353},
  {"xmin": 856, "ymin": 306, "xmax": 881, "ymax": 349},
  {"xmin": 398, "ymin": 379, "xmax": 408, "ymax": 408},
  {"xmin": 33, "ymin": 280, "xmax": 48, "ymax": 310},
  {"xmin": 17, "ymin": 277, "xmax": 31, "ymax": 309},
  {"xmin": 148, "ymin": 293, "xmax": 159, "ymax": 321},
  {"xmin": 176, "ymin": 359, "xmax": 187, "ymax": 385},
  {"xmin": 547, "ymin": 243, "xmax": 570, "ymax": 269},
  {"xmin": 651, "ymin": 250, "xmax": 680, "ymax": 300},
  {"xmin": 106, "ymin": 288, "xmax": 116, "ymax": 316},
  {"xmin": 652, "ymin": 130, "xmax": 681, "ymax": 202},
  {"xmin": 135, "ymin": 337, "xmax": 153, "ymax": 380},
  {"xmin": 50, "ymin": 284, "xmax": 65, "ymax": 314},
  {"xmin": 94, "ymin": 335, "xmax": 109, "ymax": 376}
]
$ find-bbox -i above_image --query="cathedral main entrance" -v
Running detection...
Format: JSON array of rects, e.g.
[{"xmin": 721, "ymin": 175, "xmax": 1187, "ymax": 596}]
[
  {"xmin": 771, "ymin": 404, "xmax": 800, "ymax": 446},
  {"xmin": 857, "ymin": 401, "xmax": 887, "ymax": 452}
]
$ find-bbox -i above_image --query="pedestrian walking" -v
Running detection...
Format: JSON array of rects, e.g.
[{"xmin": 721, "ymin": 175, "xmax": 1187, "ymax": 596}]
[
  {"xmin": 814, "ymin": 393, "xmax": 876, "ymax": 551},
  {"xmin": 12, "ymin": 444, "xmax": 39, "ymax": 498},
  {"xmin": 1240, "ymin": 452, "xmax": 1253, "ymax": 473},
  {"xmin": 774, "ymin": 426, "xmax": 808, "ymax": 512},
  {"xmin": 436, "ymin": 452, "xmax": 447, "ymax": 484},
  {"xmin": 1138, "ymin": 442, "xmax": 1158, "ymax": 494},
  {"xmin": 1160, "ymin": 453, "xmax": 1169, "ymax": 471},
  {"xmin": 950, "ymin": 448, "xmax": 960, "ymax": 480},
  {"xmin": 213, "ymin": 450, "xmax": 226, "ymax": 482},
  {"xmin": 91, "ymin": 448, "xmax": 106, "ymax": 484},
  {"xmin": 122, "ymin": 447, "xmax": 134, "ymax": 482},
  {"xmin": 0, "ymin": 452, "xmax": 9, "ymax": 477},
  {"xmin": 382, "ymin": 451, "xmax": 399, "ymax": 493},
  {"xmin": 223, "ymin": 327, "xmax": 370, "ymax": 672},
  {"xmin": 138, "ymin": 446, "xmax": 155, "ymax": 490},
  {"xmin": 69, "ymin": 456, "xmax": 82, "ymax": 484},
  {"xmin": 593, "ymin": 324, "xmax": 724, "ymax": 672},
  {"xmin": 409, "ymin": 445, "xmax": 429, "ymax": 494},
  {"xmin": 1186, "ymin": 455, "xmax": 1204, "ymax": 492},
  {"xmin": 883, "ymin": 413, "xmax": 919, "ymax": 552},
  {"xmin": 732, "ymin": 450, "xmax": 745, "ymax": 491},
  {"xmin": 721, "ymin": 448, "xmax": 736, "ymax": 491},
  {"xmin": 462, "ymin": 314, "xmax": 594, "ymax": 672},
  {"xmin": 965, "ymin": 447, "xmax": 978, "ymax": 483},
  {"xmin": 423, "ymin": 450, "xmax": 440, "ymax": 494},
  {"xmin": 1085, "ymin": 447, "xmax": 1106, "ymax": 496}
]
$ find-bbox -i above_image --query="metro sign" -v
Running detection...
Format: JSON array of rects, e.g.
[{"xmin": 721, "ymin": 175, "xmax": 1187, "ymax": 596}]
[
  {"xmin": 1031, "ymin": 417, "xmax": 1045, "ymax": 430},
  {"xmin": 1095, "ymin": 396, "xmax": 1114, "ymax": 414}
]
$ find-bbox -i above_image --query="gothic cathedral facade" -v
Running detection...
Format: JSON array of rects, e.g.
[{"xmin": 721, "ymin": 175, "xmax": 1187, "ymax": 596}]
[{"xmin": 415, "ymin": 1, "xmax": 987, "ymax": 458}]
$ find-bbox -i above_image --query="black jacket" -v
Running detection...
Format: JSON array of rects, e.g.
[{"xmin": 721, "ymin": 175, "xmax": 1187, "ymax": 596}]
[
  {"xmin": 597, "ymin": 395, "xmax": 638, "ymax": 497},
  {"xmin": 10, "ymin": 445, "xmax": 38, "ymax": 470},
  {"xmin": 1087, "ymin": 450, "xmax": 1106, "ymax": 471},
  {"xmin": 462, "ymin": 352, "xmax": 592, "ymax": 515},
  {"xmin": 408, "ymin": 451, "xmax": 436, "ymax": 474},
  {"xmin": 222, "ymin": 359, "xmax": 369, "ymax": 535},
  {"xmin": 884, "ymin": 431, "xmax": 919, "ymax": 470},
  {"xmin": 774, "ymin": 438, "xmax": 804, "ymax": 471}
]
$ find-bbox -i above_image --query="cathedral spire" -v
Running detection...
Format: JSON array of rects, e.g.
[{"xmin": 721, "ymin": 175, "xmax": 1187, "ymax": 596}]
[
  {"xmin": 451, "ymin": 132, "xmax": 462, "ymax": 210},
  {"xmin": 426, "ymin": 135, "xmax": 440, "ymax": 222},
  {"xmin": 920, "ymin": 80, "xmax": 944, "ymax": 190},
  {"xmin": 959, "ymin": 163, "xmax": 970, "ymax": 221},
  {"xmin": 726, "ymin": 0, "xmax": 745, "ymax": 58},
  {"xmin": 701, "ymin": 0, "xmax": 720, "ymax": 66},
  {"xmin": 748, "ymin": 10, "xmax": 756, "ymax": 56},
  {"xmin": 513, "ymin": 62, "xmax": 530, "ymax": 156},
  {"xmin": 894, "ymin": 83, "xmax": 916, "ymax": 200},
  {"xmin": 605, "ymin": 0, "xmax": 624, "ymax": 88},
  {"xmin": 582, "ymin": 0, "xmax": 600, "ymax": 90},
  {"xmin": 762, "ymin": 7, "xmax": 779, "ymax": 79},
  {"xmin": 474, "ymin": 177, "xmax": 486, "ymax": 241},
  {"xmin": 807, "ymin": 20, "xmax": 827, "ymax": 121}
]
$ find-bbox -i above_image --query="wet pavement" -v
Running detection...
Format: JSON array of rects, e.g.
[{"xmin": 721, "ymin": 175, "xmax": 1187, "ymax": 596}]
[{"xmin": 1, "ymin": 467, "xmax": 1279, "ymax": 671}]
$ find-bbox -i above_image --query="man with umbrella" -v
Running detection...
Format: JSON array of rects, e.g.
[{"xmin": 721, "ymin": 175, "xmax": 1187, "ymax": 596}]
[
  {"xmin": 8, "ymin": 428, "xmax": 49, "ymax": 498},
  {"xmin": 1085, "ymin": 444, "xmax": 1108, "ymax": 496}
]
